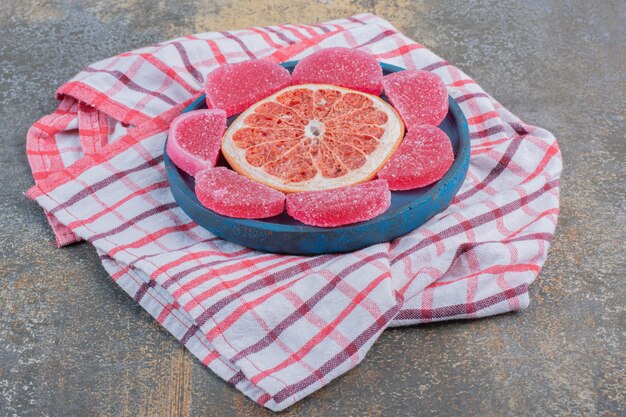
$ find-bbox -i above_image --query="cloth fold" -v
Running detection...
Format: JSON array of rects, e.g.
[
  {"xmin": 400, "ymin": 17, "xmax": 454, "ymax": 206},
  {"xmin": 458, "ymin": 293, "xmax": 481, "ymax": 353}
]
[{"xmin": 25, "ymin": 14, "xmax": 561, "ymax": 411}]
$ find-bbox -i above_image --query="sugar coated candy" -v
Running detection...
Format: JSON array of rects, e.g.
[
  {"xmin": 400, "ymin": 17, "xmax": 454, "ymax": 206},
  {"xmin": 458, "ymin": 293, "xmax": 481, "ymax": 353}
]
[
  {"xmin": 286, "ymin": 179, "xmax": 391, "ymax": 227},
  {"xmin": 377, "ymin": 125, "xmax": 454, "ymax": 190},
  {"xmin": 382, "ymin": 70, "xmax": 448, "ymax": 128},
  {"xmin": 205, "ymin": 60, "xmax": 292, "ymax": 116},
  {"xmin": 195, "ymin": 167, "xmax": 285, "ymax": 219},
  {"xmin": 291, "ymin": 47, "xmax": 383, "ymax": 95},
  {"xmin": 166, "ymin": 109, "xmax": 227, "ymax": 176}
]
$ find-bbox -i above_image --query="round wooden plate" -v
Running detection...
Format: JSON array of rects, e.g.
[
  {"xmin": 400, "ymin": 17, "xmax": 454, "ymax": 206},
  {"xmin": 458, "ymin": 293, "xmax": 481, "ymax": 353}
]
[{"xmin": 164, "ymin": 62, "xmax": 470, "ymax": 255}]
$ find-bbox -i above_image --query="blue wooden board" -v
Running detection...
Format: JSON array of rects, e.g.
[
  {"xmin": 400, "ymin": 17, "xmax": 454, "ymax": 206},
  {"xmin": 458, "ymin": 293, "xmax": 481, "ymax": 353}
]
[{"xmin": 164, "ymin": 61, "xmax": 470, "ymax": 255}]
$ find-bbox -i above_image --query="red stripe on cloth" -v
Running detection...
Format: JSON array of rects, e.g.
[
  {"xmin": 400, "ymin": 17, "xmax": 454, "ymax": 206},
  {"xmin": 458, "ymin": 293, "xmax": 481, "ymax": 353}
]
[
  {"xmin": 57, "ymin": 81, "xmax": 152, "ymax": 126},
  {"xmin": 449, "ymin": 79, "xmax": 477, "ymax": 87},
  {"xmin": 455, "ymin": 137, "xmax": 524, "ymax": 201},
  {"xmin": 278, "ymin": 24, "xmax": 309, "ymax": 41},
  {"xmin": 249, "ymin": 27, "xmax": 286, "ymax": 49},
  {"xmin": 466, "ymin": 110, "xmax": 500, "ymax": 125},
  {"xmin": 78, "ymin": 103, "xmax": 109, "ymax": 155},
  {"xmin": 81, "ymin": 67, "xmax": 179, "ymax": 106},
  {"xmin": 522, "ymin": 141, "xmax": 561, "ymax": 184},
  {"xmin": 220, "ymin": 31, "xmax": 257, "ymax": 59},
  {"xmin": 262, "ymin": 26, "xmax": 297, "ymax": 45},
  {"xmin": 293, "ymin": 23, "xmax": 319, "ymax": 37},
  {"xmin": 227, "ymin": 254, "xmax": 390, "ymax": 363},
  {"xmin": 31, "ymin": 96, "xmax": 196, "ymax": 196},
  {"xmin": 469, "ymin": 124, "xmax": 506, "ymax": 140},
  {"xmin": 190, "ymin": 255, "xmax": 336, "ymax": 328},
  {"xmin": 206, "ymin": 39, "xmax": 227, "ymax": 65},
  {"xmin": 266, "ymin": 29, "xmax": 345, "ymax": 63},
  {"xmin": 394, "ymin": 283, "xmax": 528, "ymax": 321},
  {"xmin": 107, "ymin": 221, "xmax": 197, "ymax": 257},
  {"xmin": 392, "ymin": 179, "xmax": 559, "ymax": 263},
  {"xmin": 429, "ymin": 263, "xmax": 540, "ymax": 288},
  {"xmin": 271, "ymin": 300, "xmax": 402, "ymax": 404},
  {"xmin": 172, "ymin": 42, "xmax": 204, "ymax": 83},
  {"xmin": 249, "ymin": 269, "xmax": 392, "ymax": 385},
  {"xmin": 66, "ymin": 180, "xmax": 169, "ymax": 229},
  {"xmin": 373, "ymin": 43, "xmax": 423, "ymax": 59},
  {"xmin": 88, "ymin": 202, "xmax": 179, "ymax": 243},
  {"xmin": 139, "ymin": 53, "xmax": 199, "ymax": 93},
  {"xmin": 163, "ymin": 253, "xmax": 290, "ymax": 293}
]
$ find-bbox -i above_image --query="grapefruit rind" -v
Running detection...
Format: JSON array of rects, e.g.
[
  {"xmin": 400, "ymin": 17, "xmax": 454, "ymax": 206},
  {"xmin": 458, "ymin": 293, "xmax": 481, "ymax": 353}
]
[{"xmin": 221, "ymin": 84, "xmax": 405, "ymax": 193}]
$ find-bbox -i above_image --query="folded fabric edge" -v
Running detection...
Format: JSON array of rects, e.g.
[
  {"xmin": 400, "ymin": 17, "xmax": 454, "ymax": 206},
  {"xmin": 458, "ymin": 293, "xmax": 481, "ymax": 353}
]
[{"xmin": 99, "ymin": 252, "xmax": 400, "ymax": 412}]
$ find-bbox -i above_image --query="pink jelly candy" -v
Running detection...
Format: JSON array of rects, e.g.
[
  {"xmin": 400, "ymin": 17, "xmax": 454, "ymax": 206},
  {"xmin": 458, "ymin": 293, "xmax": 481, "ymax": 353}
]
[
  {"xmin": 291, "ymin": 47, "xmax": 383, "ymax": 95},
  {"xmin": 286, "ymin": 179, "xmax": 391, "ymax": 227},
  {"xmin": 205, "ymin": 60, "xmax": 292, "ymax": 116},
  {"xmin": 195, "ymin": 167, "xmax": 285, "ymax": 219},
  {"xmin": 166, "ymin": 109, "xmax": 227, "ymax": 176},
  {"xmin": 377, "ymin": 125, "xmax": 454, "ymax": 190},
  {"xmin": 382, "ymin": 70, "xmax": 449, "ymax": 127}
]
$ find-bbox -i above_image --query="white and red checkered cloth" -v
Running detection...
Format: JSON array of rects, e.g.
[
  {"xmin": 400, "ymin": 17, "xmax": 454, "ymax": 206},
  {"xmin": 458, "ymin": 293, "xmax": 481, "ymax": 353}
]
[{"xmin": 26, "ymin": 14, "xmax": 561, "ymax": 411}]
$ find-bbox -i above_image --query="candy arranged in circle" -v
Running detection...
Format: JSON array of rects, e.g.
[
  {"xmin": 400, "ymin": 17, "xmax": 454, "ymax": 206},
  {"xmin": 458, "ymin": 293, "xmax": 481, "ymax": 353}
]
[
  {"xmin": 286, "ymin": 179, "xmax": 391, "ymax": 227},
  {"xmin": 221, "ymin": 84, "xmax": 404, "ymax": 193},
  {"xmin": 194, "ymin": 167, "xmax": 285, "ymax": 219},
  {"xmin": 377, "ymin": 125, "xmax": 454, "ymax": 190},
  {"xmin": 166, "ymin": 109, "xmax": 227, "ymax": 176},
  {"xmin": 382, "ymin": 69, "xmax": 449, "ymax": 128},
  {"xmin": 205, "ymin": 60, "xmax": 292, "ymax": 117},
  {"xmin": 291, "ymin": 47, "xmax": 384, "ymax": 95}
]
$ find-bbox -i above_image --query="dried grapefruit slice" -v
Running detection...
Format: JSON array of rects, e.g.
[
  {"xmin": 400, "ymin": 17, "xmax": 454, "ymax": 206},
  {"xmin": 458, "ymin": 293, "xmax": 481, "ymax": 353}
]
[
  {"xmin": 222, "ymin": 84, "xmax": 404, "ymax": 193},
  {"xmin": 195, "ymin": 167, "xmax": 285, "ymax": 218},
  {"xmin": 205, "ymin": 60, "xmax": 292, "ymax": 117},
  {"xmin": 377, "ymin": 125, "xmax": 454, "ymax": 190},
  {"xmin": 291, "ymin": 47, "xmax": 384, "ymax": 95},
  {"xmin": 166, "ymin": 109, "xmax": 227, "ymax": 176}
]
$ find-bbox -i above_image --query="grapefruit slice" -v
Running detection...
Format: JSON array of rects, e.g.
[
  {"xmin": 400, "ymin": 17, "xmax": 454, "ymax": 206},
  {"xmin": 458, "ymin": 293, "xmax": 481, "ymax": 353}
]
[
  {"xmin": 221, "ymin": 84, "xmax": 404, "ymax": 193},
  {"xmin": 195, "ymin": 167, "xmax": 285, "ymax": 219},
  {"xmin": 286, "ymin": 179, "xmax": 391, "ymax": 227},
  {"xmin": 382, "ymin": 70, "xmax": 449, "ymax": 128},
  {"xmin": 205, "ymin": 60, "xmax": 292, "ymax": 117},
  {"xmin": 291, "ymin": 47, "xmax": 384, "ymax": 95},
  {"xmin": 166, "ymin": 109, "xmax": 227, "ymax": 176},
  {"xmin": 377, "ymin": 125, "xmax": 454, "ymax": 190}
]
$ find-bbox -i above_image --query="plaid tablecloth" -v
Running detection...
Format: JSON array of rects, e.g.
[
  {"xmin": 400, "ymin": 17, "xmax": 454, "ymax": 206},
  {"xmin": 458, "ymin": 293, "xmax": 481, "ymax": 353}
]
[{"xmin": 26, "ymin": 14, "xmax": 562, "ymax": 411}]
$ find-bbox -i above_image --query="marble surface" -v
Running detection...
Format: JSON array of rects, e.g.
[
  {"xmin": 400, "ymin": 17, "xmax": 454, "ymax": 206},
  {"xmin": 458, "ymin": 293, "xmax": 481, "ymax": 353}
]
[{"xmin": 1, "ymin": 1, "xmax": 624, "ymax": 416}]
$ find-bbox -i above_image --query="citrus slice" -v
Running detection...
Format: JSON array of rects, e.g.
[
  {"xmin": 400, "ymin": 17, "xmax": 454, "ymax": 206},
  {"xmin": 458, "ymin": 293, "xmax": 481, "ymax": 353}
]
[
  {"xmin": 382, "ymin": 70, "xmax": 449, "ymax": 128},
  {"xmin": 166, "ymin": 109, "xmax": 227, "ymax": 176},
  {"xmin": 291, "ymin": 47, "xmax": 384, "ymax": 95},
  {"xmin": 205, "ymin": 60, "xmax": 292, "ymax": 117},
  {"xmin": 377, "ymin": 125, "xmax": 454, "ymax": 190},
  {"xmin": 195, "ymin": 167, "xmax": 285, "ymax": 219},
  {"xmin": 221, "ymin": 84, "xmax": 405, "ymax": 193},
  {"xmin": 286, "ymin": 179, "xmax": 391, "ymax": 227}
]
